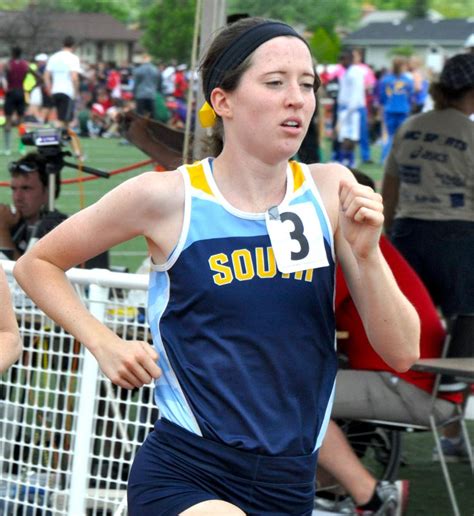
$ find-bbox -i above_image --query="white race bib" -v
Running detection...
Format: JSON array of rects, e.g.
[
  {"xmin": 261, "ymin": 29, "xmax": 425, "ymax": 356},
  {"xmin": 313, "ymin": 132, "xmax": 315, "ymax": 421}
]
[{"xmin": 265, "ymin": 202, "xmax": 329, "ymax": 273}]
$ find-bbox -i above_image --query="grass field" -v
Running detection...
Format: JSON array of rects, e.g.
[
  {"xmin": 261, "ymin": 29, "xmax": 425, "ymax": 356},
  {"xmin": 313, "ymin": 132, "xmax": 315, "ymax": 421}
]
[{"xmin": 398, "ymin": 421, "xmax": 473, "ymax": 515}]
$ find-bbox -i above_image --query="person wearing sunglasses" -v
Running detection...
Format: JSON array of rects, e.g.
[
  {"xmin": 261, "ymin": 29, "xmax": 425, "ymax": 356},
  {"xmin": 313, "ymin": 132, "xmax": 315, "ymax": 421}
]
[{"xmin": 0, "ymin": 152, "xmax": 66, "ymax": 260}]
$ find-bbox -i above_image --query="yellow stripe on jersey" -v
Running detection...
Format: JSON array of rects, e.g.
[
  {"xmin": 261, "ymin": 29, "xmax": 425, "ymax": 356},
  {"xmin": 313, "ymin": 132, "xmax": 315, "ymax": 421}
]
[
  {"xmin": 289, "ymin": 160, "xmax": 305, "ymax": 193},
  {"xmin": 186, "ymin": 161, "xmax": 214, "ymax": 197}
]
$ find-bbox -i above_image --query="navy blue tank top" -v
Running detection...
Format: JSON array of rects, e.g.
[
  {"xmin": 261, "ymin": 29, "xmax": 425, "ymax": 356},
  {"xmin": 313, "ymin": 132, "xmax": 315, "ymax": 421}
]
[{"xmin": 147, "ymin": 158, "xmax": 337, "ymax": 456}]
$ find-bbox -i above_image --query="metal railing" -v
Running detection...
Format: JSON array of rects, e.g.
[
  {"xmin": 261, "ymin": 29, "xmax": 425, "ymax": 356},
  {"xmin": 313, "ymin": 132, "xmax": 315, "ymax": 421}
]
[{"xmin": 1, "ymin": 260, "xmax": 156, "ymax": 516}]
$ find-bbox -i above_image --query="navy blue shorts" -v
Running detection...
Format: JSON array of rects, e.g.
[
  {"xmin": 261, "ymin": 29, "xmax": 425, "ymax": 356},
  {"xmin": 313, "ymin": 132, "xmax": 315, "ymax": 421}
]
[
  {"xmin": 128, "ymin": 419, "xmax": 318, "ymax": 516},
  {"xmin": 4, "ymin": 89, "xmax": 26, "ymax": 117}
]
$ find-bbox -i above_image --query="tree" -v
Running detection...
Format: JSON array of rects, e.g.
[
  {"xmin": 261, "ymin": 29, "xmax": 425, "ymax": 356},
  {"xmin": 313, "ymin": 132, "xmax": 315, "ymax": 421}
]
[
  {"xmin": 140, "ymin": 0, "xmax": 196, "ymax": 63},
  {"xmin": 226, "ymin": 0, "xmax": 357, "ymax": 67},
  {"xmin": 431, "ymin": 0, "xmax": 474, "ymax": 16},
  {"xmin": 310, "ymin": 27, "xmax": 341, "ymax": 65},
  {"xmin": 42, "ymin": 0, "xmax": 131, "ymax": 22},
  {"xmin": 388, "ymin": 44, "xmax": 414, "ymax": 56},
  {"xmin": 227, "ymin": 0, "xmax": 360, "ymax": 32},
  {"xmin": 407, "ymin": 0, "xmax": 429, "ymax": 17},
  {"xmin": 0, "ymin": 7, "xmax": 59, "ymax": 57},
  {"xmin": 0, "ymin": 0, "xmax": 148, "ymax": 23}
]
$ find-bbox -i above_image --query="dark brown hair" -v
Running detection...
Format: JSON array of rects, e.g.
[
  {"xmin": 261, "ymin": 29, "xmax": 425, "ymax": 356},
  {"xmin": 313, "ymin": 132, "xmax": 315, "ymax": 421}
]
[
  {"xmin": 198, "ymin": 17, "xmax": 320, "ymax": 157},
  {"xmin": 9, "ymin": 152, "xmax": 61, "ymax": 199},
  {"xmin": 429, "ymin": 82, "xmax": 473, "ymax": 110},
  {"xmin": 392, "ymin": 56, "xmax": 407, "ymax": 76}
]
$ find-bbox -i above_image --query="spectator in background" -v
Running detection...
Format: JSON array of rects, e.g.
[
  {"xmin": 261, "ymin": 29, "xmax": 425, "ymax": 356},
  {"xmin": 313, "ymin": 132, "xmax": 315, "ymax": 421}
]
[
  {"xmin": 315, "ymin": 169, "xmax": 465, "ymax": 515},
  {"xmin": 318, "ymin": 65, "xmax": 330, "ymax": 86},
  {"xmin": 0, "ymin": 153, "xmax": 66, "ymax": 260},
  {"xmin": 2, "ymin": 46, "xmax": 30, "ymax": 156},
  {"xmin": 132, "ymin": 54, "xmax": 159, "ymax": 118},
  {"xmin": 407, "ymin": 55, "xmax": 429, "ymax": 114},
  {"xmin": 44, "ymin": 36, "xmax": 81, "ymax": 129},
  {"xmin": 379, "ymin": 56, "xmax": 414, "ymax": 162},
  {"xmin": 0, "ymin": 152, "xmax": 108, "ymax": 268},
  {"xmin": 352, "ymin": 48, "xmax": 375, "ymax": 164},
  {"xmin": 95, "ymin": 61, "xmax": 108, "ymax": 90},
  {"xmin": 119, "ymin": 61, "xmax": 134, "ymax": 94},
  {"xmin": 382, "ymin": 53, "xmax": 474, "ymax": 326},
  {"xmin": 0, "ymin": 265, "xmax": 21, "ymax": 373},
  {"xmin": 154, "ymin": 90, "xmax": 171, "ymax": 124},
  {"xmin": 106, "ymin": 61, "xmax": 122, "ymax": 102},
  {"xmin": 173, "ymin": 64, "xmax": 188, "ymax": 101},
  {"xmin": 22, "ymin": 56, "xmax": 40, "ymax": 115},
  {"xmin": 325, "ymin": 62, "xmax": 342, "ymax": 162},
  {"xmin": 87, "ymin": 103, "xmax": 108, "ymax": 138},
  {"xmin": 161, "ymin": 60, "xmax": 176, "ymax": 98},
  {"xmin": 336, "ymin": 49, "xmax": 366, "ymax": 167},
  {"xmin": 28, "ymin": 53, "xmax": 52, "ymax": 124},
  {"xmin": 371, "ymin": 66, "xmax": 388, "ymax": 144},
  {"xmin": 95, "ymin": 87, "xmax": 113, "ymax": 113}
]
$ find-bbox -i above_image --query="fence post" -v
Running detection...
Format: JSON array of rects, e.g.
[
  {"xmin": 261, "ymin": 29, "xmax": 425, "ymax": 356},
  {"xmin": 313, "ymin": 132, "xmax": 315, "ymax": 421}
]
[{"xmin": 67, "ymin": 282, "xmax": 109, "ymax": 516}]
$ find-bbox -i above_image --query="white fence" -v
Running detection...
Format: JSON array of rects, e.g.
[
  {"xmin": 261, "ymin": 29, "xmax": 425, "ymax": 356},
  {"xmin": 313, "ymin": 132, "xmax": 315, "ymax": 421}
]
[{"xmin": 0, "ymin": 260, "xmax": 157, "ymax": 516}]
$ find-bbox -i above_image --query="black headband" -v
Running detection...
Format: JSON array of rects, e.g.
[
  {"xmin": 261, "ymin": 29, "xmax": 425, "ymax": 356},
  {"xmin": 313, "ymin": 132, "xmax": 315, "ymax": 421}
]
[{"xmin": 204, "ymin": 21, "xmax": 309, "ymax": 104}]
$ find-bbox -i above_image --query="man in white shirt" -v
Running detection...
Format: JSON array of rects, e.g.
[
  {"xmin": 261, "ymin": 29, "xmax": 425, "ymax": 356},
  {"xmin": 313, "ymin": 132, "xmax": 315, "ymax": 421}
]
[
  {"xmin": 44, "ymin": 36, "xmax": 81, "ymax": 129},
  {"xmin": 161, "ymin": 61, "xmax": 176, "ymax": 97},
  {"xmin": 336, "ymin": 50, "xmax": 366, "ymax": 167}
]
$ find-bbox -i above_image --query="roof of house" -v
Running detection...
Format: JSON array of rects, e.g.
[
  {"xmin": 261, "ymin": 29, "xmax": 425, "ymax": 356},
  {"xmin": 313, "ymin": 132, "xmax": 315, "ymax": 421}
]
[
  {"xmin": 358, "ymin": 10, "xmax": 407, "ymax": 26},
  {"xmin": 0, "ymin": 10, "xmax": 141, "ymax": 42},
  {"xmin": 359, "ymin": 9, "xmax": 444, "ymax": 27},
  {"xmin": 345, "ymin": 18, "xmax": 474, "ymax": 45}
]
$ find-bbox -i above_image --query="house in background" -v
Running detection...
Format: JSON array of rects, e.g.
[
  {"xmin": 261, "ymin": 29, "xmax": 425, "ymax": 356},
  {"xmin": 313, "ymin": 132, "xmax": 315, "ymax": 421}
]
[
  {"xmin": 344, "ymin": 17, "xmax": 474, "ymax": 71},
  {"xmin": 357, "ymin": 5, "xmax": 444, "ymax": 27},
  {"xmin": 0, "ymin": 9, "xmax": 142, "ymax": 65}
]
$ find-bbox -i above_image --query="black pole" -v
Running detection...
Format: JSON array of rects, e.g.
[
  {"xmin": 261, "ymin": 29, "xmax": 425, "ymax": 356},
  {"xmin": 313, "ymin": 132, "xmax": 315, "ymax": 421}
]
[{"xmin": 62, "ymin": 160, "xmax": 110, "ymax": 179}]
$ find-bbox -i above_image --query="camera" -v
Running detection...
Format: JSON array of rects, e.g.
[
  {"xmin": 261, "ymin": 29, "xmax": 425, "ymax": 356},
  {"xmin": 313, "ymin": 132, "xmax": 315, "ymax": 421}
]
[
  {"xmin": 21, "ymin": 127, "xmax": 70, "ymax": 157},
  {"xmin": 15, "ymin": 128, "xmax": 109, "ymax": 212}
]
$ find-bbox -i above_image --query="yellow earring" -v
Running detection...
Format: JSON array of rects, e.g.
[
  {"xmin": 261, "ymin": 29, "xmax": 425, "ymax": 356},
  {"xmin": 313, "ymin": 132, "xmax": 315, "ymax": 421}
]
[{"xmin": 198, "ymin": 101, "xmax": 216, "ymax": 128}]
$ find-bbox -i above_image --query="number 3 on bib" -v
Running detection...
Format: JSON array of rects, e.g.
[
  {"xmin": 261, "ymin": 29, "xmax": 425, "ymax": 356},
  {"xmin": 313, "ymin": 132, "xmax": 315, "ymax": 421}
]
[{"xmin": 265, "ymin": 202, "xmax": 329, "ymax": 273}]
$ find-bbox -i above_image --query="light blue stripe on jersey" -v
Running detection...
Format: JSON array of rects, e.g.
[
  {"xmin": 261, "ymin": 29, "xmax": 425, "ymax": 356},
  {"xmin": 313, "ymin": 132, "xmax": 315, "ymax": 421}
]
[
  {"xmin": 184, "ymin": 198, "xmax": 268, "ymax": 252},
  {"xmin": 148, "ymin": 271, "xmax": 201, "ymax": 434}
]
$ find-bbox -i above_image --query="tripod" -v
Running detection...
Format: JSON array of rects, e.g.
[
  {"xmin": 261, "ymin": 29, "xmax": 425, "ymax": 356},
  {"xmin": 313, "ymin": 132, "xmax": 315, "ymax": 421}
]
[{"xmin": 44, "ymin": 150, "xmax": 110, "ymax": 212}]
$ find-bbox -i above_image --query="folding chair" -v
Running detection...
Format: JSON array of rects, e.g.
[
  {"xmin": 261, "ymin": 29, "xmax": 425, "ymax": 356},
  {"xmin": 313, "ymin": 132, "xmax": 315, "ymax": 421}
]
[{"xmin": 352, "ymin": 316, "xmax": 474, "ymax": 516}]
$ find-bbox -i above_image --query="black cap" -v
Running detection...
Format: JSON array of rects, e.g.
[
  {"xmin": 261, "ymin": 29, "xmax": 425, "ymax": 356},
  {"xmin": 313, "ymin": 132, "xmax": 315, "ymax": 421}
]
[{"xmin": 439, "ymin": 53, "xmax": 474, "ymax": 90}]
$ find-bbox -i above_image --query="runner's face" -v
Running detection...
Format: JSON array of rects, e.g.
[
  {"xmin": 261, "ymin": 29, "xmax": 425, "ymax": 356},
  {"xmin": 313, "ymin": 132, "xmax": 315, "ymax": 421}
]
[{"xmin": 223, "ymin": 36, "xmax": 316, "ymax": 163}]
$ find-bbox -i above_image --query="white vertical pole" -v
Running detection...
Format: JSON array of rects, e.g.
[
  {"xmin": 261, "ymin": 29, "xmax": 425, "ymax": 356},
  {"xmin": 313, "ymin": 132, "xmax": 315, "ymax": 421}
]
[{"xmin": 67, "ymin": 283, "xmax": 109, "ymax": 516}]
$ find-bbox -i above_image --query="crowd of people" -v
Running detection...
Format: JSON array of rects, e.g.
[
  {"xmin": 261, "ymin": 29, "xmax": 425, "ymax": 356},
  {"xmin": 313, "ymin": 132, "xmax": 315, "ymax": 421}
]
[
  {"xmin": 319, "ymin": 49, "xmax": 455, "ymax": 168},
  {"xmin": 2, "ymin": 34, "xmax": 471, "ymax": 154},
  {"xmin": 0, "ymin": 18, "xmax": 473, "ymax": 516},
  {"xmin": 0, "ymin": 37, "xmax": 196, "ymax": 150}
]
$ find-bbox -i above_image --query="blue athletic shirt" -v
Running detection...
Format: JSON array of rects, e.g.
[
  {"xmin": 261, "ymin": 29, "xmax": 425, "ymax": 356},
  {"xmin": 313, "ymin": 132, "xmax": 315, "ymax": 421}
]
[
  {"xmin": 147, "ymin": 158, "xmax": 337, "ymax": 457},
  {"xmin": 380, "ymin": 73, "xmax": 414, "ymax": 114}
]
